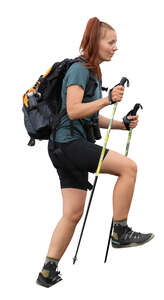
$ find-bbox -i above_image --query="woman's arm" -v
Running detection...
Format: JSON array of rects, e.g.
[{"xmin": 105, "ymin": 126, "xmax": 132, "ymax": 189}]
[
  {"xmin": 67, "ymin": 85, "xmax": 110, "ymax": 120},
  {"xmin": 98, "ymin": 114, "xmax": 125, "ymax": 130}
]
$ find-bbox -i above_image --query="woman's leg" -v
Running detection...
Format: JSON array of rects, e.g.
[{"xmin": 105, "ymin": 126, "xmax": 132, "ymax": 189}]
[
  {"xmin": 100, "ymin": 150, "xmax": 137, "ymax": 220},
  {"xmin": 46, "ymin": 188, "xmax": 87, "ymax": 259}
]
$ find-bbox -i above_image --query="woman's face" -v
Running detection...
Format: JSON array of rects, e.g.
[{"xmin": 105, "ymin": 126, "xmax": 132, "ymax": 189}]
[{"xmin": 97, "ymin": 29, "xmax": 118, "ymax": 64}]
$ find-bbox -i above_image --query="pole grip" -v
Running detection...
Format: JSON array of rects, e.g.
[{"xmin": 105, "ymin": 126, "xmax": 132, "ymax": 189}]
[
  {"xmin": 119, "ymin": 77, "xmax": 130, "ymax": 87},
  {"xmin": 130, "ymin": 103, "xmax": 143, "ymax": 116}
]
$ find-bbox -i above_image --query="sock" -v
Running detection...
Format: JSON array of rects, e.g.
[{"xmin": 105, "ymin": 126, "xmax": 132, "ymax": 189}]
[
  {"xmin": 44, "ymin": 256, "xmax": 60, "ymax": 267},
  {"xmin": 113, "ymin": 218, "xmax": 127, "ymax": 227}
]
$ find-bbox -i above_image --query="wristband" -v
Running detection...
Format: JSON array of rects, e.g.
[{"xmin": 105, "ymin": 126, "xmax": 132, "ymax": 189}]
[
  {"xmin": 122, "ymin": 115, "xmax": 131, "ymax": 130},
  {"xmin": 122, "ymin": 108, "xmax": 133, "ymax": 130},
  {"xmin": 108, "ymin": 83, "xmax": 120, "ymax": 105},
  {"xmin": 108, "ymin": 88, "xmax": 115, "ymax": 105}
]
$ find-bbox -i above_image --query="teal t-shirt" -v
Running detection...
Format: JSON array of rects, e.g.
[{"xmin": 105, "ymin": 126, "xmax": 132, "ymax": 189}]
[{"xmin": 50, "ymin": 61, "xmax": 102, "ymax": 143}]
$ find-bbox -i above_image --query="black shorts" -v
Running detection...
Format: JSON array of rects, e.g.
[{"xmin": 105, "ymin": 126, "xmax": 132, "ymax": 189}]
[{"xmin": 48, "ymin": 139, "xmax": 109, "ymax": 191}]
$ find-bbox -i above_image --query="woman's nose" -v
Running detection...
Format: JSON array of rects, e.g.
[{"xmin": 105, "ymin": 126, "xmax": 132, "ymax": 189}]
[{"xmin": 113, "ymin": 46, "xmax": 118, "ymax": 52}]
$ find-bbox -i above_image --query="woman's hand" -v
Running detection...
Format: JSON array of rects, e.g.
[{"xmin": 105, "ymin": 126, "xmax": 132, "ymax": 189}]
[
  {"xmin": 111, "ymin": 85, "xmax": 125, "ymax": 102},
  {"xmin": 122, "ymin": 115, "xmax": 139, "ymax": 130}
]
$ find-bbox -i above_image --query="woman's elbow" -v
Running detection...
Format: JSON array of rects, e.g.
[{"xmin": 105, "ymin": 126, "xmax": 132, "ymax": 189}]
[{"xmin": 67, "ymin": 109, "xmax": 75, "ymax": 120}]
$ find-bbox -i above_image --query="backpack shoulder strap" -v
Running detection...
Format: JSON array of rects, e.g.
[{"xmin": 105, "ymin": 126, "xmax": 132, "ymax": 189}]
[
  {"xmin": 66, "ymin": 57, "xmax": 99, "ymax": 138},
  {"xmin": 49, "ymin": 56, "xmax": 100, "ymax": 140}
]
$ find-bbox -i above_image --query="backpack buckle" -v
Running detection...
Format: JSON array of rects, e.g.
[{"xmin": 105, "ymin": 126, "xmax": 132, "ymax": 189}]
[{"xmin": 27, "ymin": 92, "xmax": 41, "ymax": 110}]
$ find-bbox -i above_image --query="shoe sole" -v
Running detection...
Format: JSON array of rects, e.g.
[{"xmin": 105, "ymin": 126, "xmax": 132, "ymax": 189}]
[
  {"xmin": 112, "ymin": 233, "xmax": 155, "ymax": 248},
  {"xmin": 36, "ymin": 273, "xmax": 63, "ymax": 288}
]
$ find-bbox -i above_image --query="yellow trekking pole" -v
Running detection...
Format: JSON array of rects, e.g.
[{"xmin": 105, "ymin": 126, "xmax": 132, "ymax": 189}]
[
  {"xmin": 73, "ymin": 77, "xmax": 130, "ymax": 265},
  {"xmin": 104, "ymin": 103, "xmax": 143, "ymax": 263}
]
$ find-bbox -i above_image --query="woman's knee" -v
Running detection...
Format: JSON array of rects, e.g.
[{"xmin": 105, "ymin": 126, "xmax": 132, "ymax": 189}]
[
  {"xmin": 100, "ymin": 150, "xmax": 137, "ymax": 177},
  {"xmin": 62, "ymin": 188, "xmax": 87, "ymax": 224},
  {"xmin": 126, "ymin": 160, "xmax": 137, "ymax": 177},
  {"xmin": 64, "ymin": 210, "xmax": 84, "ymax": 224}
]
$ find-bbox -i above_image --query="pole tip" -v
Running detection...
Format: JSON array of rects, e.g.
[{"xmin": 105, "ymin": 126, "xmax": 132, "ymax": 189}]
[{"xmin": 73, "ymin": 256, "xmax": 77, "ymax": 264}]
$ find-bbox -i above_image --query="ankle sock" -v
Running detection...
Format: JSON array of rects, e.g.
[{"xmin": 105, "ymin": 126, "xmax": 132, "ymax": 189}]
[
  {"xmin": 113, "ymin": 218, "xmax": 127, "ymax": 227},
  {"xmin": 44, "ymin": 256, "xmax": 60, "ymax": 267}
]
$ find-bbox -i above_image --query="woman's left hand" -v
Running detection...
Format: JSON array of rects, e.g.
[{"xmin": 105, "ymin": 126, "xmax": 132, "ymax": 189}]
[{"xmin": 122, "ymin": 115, "xmax": 139, "ymax": 130}]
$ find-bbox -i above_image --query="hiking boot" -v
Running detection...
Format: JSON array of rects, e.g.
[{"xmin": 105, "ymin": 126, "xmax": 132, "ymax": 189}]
[
  {"xmin": 36, "ymin": 261, "xmax": 62, "ymax": 288},
  {"xmin": 112, "ymin": 224, "xmax": 155, "ymax": 248}
]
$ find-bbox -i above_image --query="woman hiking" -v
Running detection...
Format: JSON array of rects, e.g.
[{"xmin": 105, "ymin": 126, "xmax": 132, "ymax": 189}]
[{"xmin": 36, "ymin": 17, "xmax": 154, "ymax": 288}]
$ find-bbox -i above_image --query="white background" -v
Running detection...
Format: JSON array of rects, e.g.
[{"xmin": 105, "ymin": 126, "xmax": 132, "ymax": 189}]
[{"xmin": 1, "ymin": 0, "xmax": 164, "ymax": 298}]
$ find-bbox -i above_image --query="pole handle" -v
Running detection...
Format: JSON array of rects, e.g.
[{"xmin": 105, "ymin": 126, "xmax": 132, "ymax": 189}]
[
  {"xmin": 130, "ymin": 103, "xmax": 143, "ymax": 116},
  {"xmin": 119, "ymin": 77, "xmax": 130, "ymax": 87}
]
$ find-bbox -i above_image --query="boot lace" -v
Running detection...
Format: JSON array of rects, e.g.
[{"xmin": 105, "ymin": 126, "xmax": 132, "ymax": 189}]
[{"xmin": 123, "ymin": 225, "xmax": 142, "ymax": 240}]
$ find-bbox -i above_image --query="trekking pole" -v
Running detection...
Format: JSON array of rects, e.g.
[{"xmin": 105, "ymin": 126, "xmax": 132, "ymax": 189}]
[
  {"xmin": 73, "ymin": 77, "xmax": 130, "ymax": 265},
  {"xmin": 104, "ymin": 103, "xmax": 143, "ymax": 263}
]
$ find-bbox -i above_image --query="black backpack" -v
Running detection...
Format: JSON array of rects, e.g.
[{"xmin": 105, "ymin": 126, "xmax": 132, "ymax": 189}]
[{"xmin": 22, "ymin": 56, "xmax": 108, "ymax": 146}]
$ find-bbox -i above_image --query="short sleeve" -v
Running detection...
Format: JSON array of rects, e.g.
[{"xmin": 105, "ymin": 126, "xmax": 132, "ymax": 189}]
[{"xmin": 65, "ymin": 62, "xmax": 89, "ymax": 91}]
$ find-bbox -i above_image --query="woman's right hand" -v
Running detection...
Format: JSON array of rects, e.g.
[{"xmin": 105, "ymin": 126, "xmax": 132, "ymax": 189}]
[
  {"xmin": 104, "ymin": 85, "xmax": 125, "ymax": 106},
  {"xmin": 111, "ymin": 85, "xmax": 125, "ymax": 102}
]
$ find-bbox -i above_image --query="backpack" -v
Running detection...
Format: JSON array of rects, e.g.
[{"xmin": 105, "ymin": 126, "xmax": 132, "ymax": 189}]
[{"xmin": 22, "ymin": 56, "xmax": 108, "ymax": 146}]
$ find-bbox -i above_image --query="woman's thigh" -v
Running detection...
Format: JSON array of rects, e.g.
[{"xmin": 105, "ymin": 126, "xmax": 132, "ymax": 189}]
[
  {"xmin": 61, "ymin": 188, "xmax": 87, "ymax": 221},
  {"xmin": 54, "ymin": 139, "xmax": 109, "ymax": 174},
  {"xmin": 100, "ymin": 149, "xmax": 136, "ymax": 176}
]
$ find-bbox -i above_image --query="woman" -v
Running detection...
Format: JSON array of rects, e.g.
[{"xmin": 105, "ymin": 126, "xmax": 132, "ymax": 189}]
[{"xmin": 36, "ymin": 17, "xmax": 154, "ymax": 288}]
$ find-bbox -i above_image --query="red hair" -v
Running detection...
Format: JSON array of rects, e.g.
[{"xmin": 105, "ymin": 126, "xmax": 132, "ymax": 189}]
[{"xmin": 78, "ymin": 17, "xmax": 115, "ymax": 81}]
